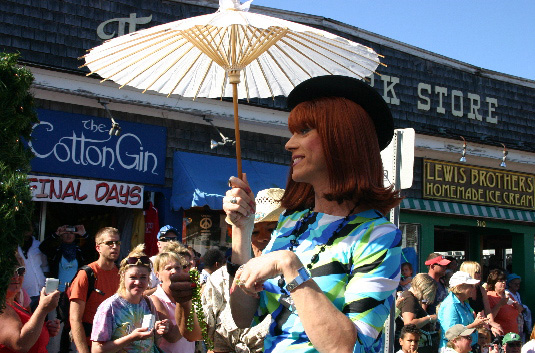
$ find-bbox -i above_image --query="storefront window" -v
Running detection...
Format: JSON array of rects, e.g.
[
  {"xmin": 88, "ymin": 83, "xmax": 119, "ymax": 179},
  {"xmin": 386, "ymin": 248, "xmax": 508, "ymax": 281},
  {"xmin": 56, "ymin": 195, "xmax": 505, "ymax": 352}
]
[{"xmin": 399, "ymin": 223, "xmax": 420, "ymax": 272}]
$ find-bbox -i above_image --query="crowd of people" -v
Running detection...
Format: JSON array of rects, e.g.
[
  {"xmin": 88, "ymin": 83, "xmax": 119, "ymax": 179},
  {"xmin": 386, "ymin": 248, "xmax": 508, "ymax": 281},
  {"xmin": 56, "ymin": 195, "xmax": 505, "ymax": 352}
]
[
  {"xmin": 395, "ymin": 254, "xmax": 533, "ymax": 353},
  {"xmin": 0, "ymin": 74, "xmax": 532, "ymax": 353}
]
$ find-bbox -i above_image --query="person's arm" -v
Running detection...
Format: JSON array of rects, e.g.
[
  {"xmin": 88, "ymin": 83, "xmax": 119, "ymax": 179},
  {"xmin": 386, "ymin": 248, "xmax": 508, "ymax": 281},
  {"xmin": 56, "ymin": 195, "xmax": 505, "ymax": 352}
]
[
  {"xmin": 91, "ymin": 328, "xmax": 153, "ymax": 353},
  {"xmin": 233, "ymin": 221, "xmax": 400, "ymax": 353},
  {"xmin": 401, "ymin": 311, "xmax": 437, "ymax": 328},
  {"xmin": 71, "ymin": 299, "xmax": 90, "ymax": 353},
  {"xmin": 175, "ymin": 300, "xmax": 202, "ymax": 341},
  {"xmin": 489, "ymin": 292, "xmax": 508, "ymax": 318},
  {"xmin": 150, "ymin": 295, "xmax": 181, "ymax": 343},
  {"xmin": 0, "ymin": 288, "xmax": 59, "ymax": 352},
  {"xmin": 225, "ymin": 174, "xmax": 259, "ymax": 328}
]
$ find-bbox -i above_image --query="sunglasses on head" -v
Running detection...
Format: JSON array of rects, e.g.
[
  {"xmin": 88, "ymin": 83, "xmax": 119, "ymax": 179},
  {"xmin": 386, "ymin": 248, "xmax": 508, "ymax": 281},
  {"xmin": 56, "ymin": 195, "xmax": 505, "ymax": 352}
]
[
  {"xmin": 14, "ymin": 266, "xmax": 26, "ymax": 277},
  {"xmin": 159, "ymin": 237, "xmax": 177, "ymax": 242},
  {"xmin": 100, "ymin": 240, "xmax": 121, "ymax": 247},
  {"xmin": 126, "ymin": 256, "xmax": 151, "ymax": 266}
]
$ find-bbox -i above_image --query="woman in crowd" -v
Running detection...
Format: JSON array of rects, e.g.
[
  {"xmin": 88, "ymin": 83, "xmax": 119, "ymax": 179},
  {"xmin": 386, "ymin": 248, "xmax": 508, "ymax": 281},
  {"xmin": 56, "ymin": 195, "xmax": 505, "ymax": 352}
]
[
  {"xmin": 442, "ymin": 325, "xmax": 476, "ymax": 353},
  {"xmin": 224, "ymin": 75, "xmax": 402, "ymax": 353},
  {"xmin": 151, "ymin": 241, "xmax": 201, "ymax": 353},
  {"xmin": 459, "ymin": 261, "xmax": 504, "ymax": 336},
  {"xmin": 487, "ymin": 269, "xmax": 522, "ymax": 335},
  {"xmin": 0, "ymin": 251, "xmax": 60, "ymax": 353},
  {"xmin": 438, "ymin": 271, "xmax": 488, "ymax": 352},
  {"xmin": 397, "ymin": 273, "xmax": 438, "ymax": 352},
  {"xmin": 91, "ymin": 244, "xmax": 170, "ymax": 352}
]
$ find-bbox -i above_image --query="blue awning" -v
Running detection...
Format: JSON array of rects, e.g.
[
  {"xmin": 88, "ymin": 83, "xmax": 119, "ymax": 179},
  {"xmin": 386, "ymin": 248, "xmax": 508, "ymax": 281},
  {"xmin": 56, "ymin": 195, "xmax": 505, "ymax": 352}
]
[{"xmin": 171, "ymin": 151, "xmax": 289, "ymax": 210}]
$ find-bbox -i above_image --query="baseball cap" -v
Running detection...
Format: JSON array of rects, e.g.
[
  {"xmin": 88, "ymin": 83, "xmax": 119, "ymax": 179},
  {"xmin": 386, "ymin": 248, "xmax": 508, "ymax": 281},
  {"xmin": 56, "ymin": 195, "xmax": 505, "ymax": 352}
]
[
  {"xmin": 502, "ymin": 332, "xmax": 521, "ymax": 345},
  {"xmin": 506, "ymin": 273, "xmax": 521, "ymax": 284},
  {"xmin": 158, "ymin": 225, "xmax": 179, "ymax": 240},
  {"xmin": 445, "ymin": 324, "xmax": 475, "ymax": 341},
  {"xmin": 424, "ymin": 255, "xmax": 451, "ymax": 266},
  {"xmin": 448, "ymin": 271, "xmax": 480, "ymax": 288}
]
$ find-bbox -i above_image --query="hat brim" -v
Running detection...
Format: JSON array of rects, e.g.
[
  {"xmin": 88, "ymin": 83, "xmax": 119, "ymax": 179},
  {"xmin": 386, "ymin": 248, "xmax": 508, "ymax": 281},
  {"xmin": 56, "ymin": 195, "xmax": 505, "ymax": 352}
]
[
  {"xmin": 424, "ymin": 258, "xmax": 451, "ymax": 266},
  {"xmin": 286, "ymin": 75, "xmax": 394, "ymax": 151},
  {"xmin": 255, "ymin": 206, "xmax": 284, "ymax": 223},
  {"xmin": 459, "ymin": 328, "xmax": 476, "ymax": 337}
]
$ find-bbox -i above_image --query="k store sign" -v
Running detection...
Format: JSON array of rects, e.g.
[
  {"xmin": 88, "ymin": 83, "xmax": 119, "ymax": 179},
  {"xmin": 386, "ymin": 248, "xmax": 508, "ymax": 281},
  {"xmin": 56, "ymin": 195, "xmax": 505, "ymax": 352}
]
[
  {"xmin": 28, "ymin": 109, "xmax": 167, "ymax": 185},
  {"xmin": 28, "ymin": 175, "xmax": 143, "ymax": 208}
]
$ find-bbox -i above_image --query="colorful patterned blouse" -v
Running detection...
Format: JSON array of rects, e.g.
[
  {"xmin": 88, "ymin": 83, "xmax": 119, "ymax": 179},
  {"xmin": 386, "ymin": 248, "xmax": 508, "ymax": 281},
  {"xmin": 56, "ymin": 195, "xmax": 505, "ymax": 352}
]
[{"xmin": 256, "ymin": 209, "xmax": 401, "ymax": 353}]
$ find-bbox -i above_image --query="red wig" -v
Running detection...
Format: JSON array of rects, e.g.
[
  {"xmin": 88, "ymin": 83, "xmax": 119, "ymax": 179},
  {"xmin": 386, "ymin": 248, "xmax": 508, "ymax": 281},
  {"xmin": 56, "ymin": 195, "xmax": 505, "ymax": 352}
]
[{"xmin": 281, "ymin": 96, "xmax": 402, "ymax": 215}]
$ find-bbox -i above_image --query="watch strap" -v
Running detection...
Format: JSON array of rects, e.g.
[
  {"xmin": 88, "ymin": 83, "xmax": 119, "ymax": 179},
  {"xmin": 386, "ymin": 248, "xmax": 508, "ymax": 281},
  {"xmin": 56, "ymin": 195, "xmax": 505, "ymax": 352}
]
[
  {"xmin": 285, "ymin": 267, "xmax": 311, "ymax": 292},
  {"xmin": 226, "ymin": 259, "xmax": 242, "ymax": 277}
]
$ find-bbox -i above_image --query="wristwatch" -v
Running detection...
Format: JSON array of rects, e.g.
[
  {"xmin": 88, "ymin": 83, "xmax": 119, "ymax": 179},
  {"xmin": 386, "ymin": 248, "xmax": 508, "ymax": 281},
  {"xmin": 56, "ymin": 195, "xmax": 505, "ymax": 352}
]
[
  {"xmin": 285, "ymin": 267, "xmax": 312, "ymax": 292},
  {"xmin": 226, "ymin": 259, "xmax": 242, "ymax": 277}
]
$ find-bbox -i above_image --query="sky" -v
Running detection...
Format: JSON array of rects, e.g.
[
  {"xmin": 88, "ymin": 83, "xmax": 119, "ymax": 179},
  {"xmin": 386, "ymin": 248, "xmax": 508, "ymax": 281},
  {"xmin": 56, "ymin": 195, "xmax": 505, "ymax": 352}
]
[{"xmin": 252, "ymin": 0, "xmax": 535, "ymax": 80}]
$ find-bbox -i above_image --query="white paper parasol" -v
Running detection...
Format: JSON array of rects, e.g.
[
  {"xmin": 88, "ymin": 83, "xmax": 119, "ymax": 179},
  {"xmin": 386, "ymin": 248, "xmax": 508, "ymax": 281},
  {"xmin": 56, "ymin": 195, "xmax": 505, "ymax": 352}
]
[{"xmin": 82, "ymin": 0, "xmax": 384, "ymax": 178}]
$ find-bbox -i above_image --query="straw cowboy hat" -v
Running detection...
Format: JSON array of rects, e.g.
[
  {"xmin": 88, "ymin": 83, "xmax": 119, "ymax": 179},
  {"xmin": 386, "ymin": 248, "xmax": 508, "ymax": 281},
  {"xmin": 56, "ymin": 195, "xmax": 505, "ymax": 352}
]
[{"xmin": 254, "ymin": 188, "xmax": 285, "ymax": 223}]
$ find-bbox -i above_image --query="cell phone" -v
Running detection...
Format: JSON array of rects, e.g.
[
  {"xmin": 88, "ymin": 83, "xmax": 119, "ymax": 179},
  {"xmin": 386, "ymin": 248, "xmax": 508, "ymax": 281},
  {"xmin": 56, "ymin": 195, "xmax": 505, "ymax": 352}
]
[
  {"xmin": 65, "ymin": 226, "xmax": 77, "ymax": 232},
  {"xmin": 45, "ymin": 278, "xmax": 59, "ymax": 294},
  {"xmin": 142, "ymin": 314, "xmax": 155, "ymax": 329}
]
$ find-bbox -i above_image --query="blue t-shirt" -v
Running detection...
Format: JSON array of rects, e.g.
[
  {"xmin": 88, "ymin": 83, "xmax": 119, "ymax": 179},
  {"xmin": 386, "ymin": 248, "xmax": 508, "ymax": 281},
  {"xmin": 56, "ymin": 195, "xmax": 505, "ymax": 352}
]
[
  {"xmin": 256, "ymin": 209, "xmax": 401, "ymax": 353},
  {"xmin": 438, "ymin": 291, "xmax": 478, "ymax": 349},
  {"xmin": 58, "ymin": 256, "xmax": 78, "ymax": 292}
]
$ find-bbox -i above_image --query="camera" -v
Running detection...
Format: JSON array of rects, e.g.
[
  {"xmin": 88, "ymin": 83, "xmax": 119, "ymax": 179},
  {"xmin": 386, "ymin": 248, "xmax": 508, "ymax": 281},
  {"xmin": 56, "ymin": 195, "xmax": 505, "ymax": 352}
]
[
  {"xmin": 491, "ymin": 335, "xmax": 503, "ymax": 353},
  {"xmin": 65, "ymin": 226, "xmax": 77, "ymax": 232}
]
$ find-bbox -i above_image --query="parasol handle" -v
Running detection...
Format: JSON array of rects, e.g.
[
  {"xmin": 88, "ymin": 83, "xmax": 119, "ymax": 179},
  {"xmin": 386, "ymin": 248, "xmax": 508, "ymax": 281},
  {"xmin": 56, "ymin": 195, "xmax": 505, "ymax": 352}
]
[{"xmin": 232, "ymin": 82, "xmax": 243, "ymax": 179}]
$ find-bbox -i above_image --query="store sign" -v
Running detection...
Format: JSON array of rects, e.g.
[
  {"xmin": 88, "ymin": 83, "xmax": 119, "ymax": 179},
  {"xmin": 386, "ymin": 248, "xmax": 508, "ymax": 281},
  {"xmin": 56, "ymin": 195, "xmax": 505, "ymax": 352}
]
[
  {"xmin": 28, "ymin": 175, "xmax": 143, "ymax": 208},
  {"xmin": 28, "ymin": 109, "xmax": 166, "ymax": 185},
  {"xmin": 423, "ymin": 159, "xmax": 535, "ymax": 210}
]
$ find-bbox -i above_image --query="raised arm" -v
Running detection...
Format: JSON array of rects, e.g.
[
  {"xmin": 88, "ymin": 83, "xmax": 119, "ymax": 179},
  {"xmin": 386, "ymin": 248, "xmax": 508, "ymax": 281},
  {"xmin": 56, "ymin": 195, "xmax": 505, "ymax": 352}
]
[
  {"xmin": 225, "ymin": 175, "xmax": 259, "ymax": 328},
  {"xmin": 0, "ymin": 288, "xmax": 59, "ymax": 352}
]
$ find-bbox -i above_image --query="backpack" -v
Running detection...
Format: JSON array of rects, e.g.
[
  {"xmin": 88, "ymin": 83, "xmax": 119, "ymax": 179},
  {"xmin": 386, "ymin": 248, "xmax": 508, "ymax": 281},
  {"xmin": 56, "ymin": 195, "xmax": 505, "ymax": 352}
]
[{"xmin": 57, "ymin": 265, "xmax": 96, "ymax": 322}]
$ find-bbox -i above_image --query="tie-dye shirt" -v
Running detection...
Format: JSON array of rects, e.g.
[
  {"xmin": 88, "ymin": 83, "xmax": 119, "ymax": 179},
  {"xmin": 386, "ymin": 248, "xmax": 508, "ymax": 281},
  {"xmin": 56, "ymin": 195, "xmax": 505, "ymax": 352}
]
[
  {"xmin": 256, "ymin": 209, "xmax": 401, "ymax": 353},
  {"xmin": 91, "ymin": 294, "xmax": 158, "ymax": 353}
]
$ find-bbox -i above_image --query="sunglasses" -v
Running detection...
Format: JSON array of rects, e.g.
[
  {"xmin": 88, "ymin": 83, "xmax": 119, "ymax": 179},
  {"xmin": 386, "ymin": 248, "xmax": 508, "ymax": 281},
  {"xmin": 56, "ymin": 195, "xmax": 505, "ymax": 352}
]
[
  {"xmin": 507, "ymin": 342, "xmax": 521, "ymax": 347},
  {"xmin": 126, "ymin": 256, "xmax": 151, "ymax": 267},
  {"xmin": 14, "ymin": 266, "xmax": 26, "ymax": 277},
  {"xmin": 158, "ymin": 237, "xmax": 177, "ymax": 242},
  {"xmin": 100, "ymin": 240, "xmax": 121, "ymax": 247}
]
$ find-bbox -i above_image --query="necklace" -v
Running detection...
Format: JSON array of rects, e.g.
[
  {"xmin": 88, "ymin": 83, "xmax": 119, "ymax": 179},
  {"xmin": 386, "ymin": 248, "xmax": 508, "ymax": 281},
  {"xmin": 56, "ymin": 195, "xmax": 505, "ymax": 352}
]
[{"xmin": 278, "ymin": 204, "xmax": 358, "ymax": 294}]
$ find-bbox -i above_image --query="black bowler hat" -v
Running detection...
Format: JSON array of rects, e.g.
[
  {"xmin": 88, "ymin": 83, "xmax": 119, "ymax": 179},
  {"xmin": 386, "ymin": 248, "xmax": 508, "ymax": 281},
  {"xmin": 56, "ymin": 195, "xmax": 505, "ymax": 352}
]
[{"xmin": 286, "ymin": 75, "xmax": 394, "ymax": 151}]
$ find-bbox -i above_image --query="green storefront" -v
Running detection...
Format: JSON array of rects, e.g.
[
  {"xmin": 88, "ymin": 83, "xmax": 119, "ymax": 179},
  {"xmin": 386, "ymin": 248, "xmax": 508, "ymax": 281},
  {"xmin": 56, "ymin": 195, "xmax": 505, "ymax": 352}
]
[{"xmin": 399, "ymin": 159, "xmax": 535, "ymax": 311}]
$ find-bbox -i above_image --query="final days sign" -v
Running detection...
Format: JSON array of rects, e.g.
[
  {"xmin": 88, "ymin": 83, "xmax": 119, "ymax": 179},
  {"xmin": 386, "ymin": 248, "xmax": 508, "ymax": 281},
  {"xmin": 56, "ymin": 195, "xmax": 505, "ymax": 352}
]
[
  {"xmin": 28, "ymin": 109, "xmax": 167, "ymax": 185},
  {"xmin": 28, "ymin": 175, "xmax": 143, "ymax": 208}
]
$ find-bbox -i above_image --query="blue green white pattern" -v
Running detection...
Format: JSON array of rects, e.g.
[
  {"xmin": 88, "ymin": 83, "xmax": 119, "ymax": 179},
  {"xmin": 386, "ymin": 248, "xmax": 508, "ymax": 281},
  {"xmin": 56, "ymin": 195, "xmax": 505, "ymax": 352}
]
[{"xmin": 256, "ymin": 209, "xmax": 401, "ymax": 353}]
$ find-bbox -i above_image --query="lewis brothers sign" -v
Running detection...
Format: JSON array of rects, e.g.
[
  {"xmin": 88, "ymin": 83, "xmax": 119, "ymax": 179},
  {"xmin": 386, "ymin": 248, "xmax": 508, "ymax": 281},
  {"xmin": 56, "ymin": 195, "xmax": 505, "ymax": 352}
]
[{"xmin": 423, "ymin": 159, "xmax": 535, "ymax": 210}]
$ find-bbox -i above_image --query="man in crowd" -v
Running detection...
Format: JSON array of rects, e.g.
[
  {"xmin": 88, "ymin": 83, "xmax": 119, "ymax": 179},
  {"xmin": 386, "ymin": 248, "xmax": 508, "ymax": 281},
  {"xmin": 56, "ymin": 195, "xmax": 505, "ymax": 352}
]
[
  {"xmin": 145, "ymin": 225, "xmax": 181, "ymax": 295},
  {"xmin": 69, "ymin": 227, "xmax": 121, "ymax": 353},
  {"xmin": 18, "ymin": 224, "xmax": 48, "ymax": 310},
  {"xmin": 425, "ymin": 252, "xmax": 451, "ymax": 315},
  {"xmin": 499, "ymin": 332, "xmax": 522, "ymax": 353}
]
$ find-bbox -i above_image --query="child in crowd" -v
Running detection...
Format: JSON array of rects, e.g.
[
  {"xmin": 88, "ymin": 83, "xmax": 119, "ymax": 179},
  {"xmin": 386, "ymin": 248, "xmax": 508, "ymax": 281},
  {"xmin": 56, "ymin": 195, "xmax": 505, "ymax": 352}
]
[
  {"xmin": 398, "ymin": 324, "xmax": 421, "ymax": 353},
  {"xmin": 476, "ymin": 327, "xmax": 492, "ymax": 353},
  {"xmin": 398, "ymin": 262, "xmax": 414, "ymax": 292}
]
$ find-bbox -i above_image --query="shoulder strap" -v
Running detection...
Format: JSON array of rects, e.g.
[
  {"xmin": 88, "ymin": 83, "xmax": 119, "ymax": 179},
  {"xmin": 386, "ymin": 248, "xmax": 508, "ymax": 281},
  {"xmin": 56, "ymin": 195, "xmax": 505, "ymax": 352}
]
[
  {"xmin": 80, "ymin": 265, "xmax": 96, "ymax": 299},
  {"xmin": 143, "ymin": 296, "xmax": 157, "ymax": 316}
]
